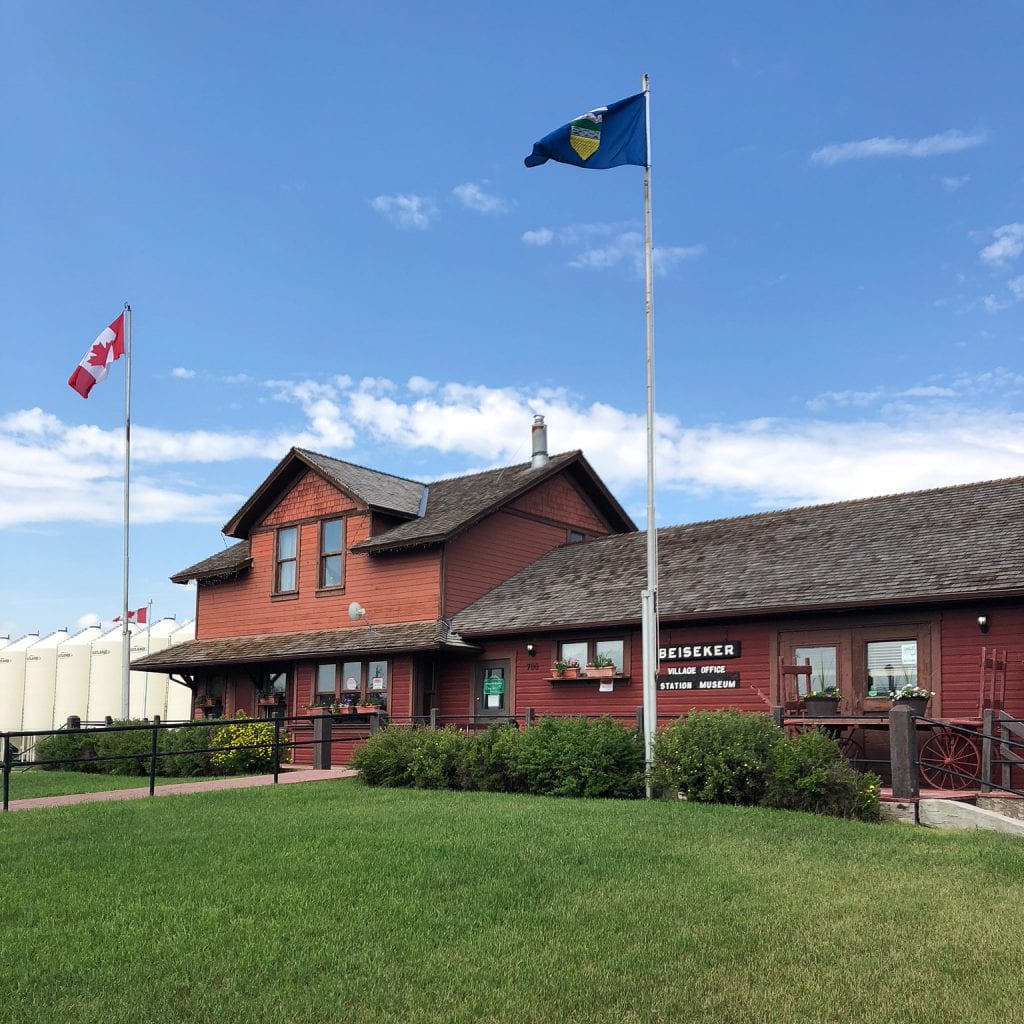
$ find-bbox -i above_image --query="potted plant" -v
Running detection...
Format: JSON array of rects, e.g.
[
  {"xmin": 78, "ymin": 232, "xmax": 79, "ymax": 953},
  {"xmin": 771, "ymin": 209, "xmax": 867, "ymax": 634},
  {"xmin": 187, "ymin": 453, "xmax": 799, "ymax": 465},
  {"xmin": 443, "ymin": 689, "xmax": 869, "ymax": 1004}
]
[
  {"xmin": 357, "ymin": 693, "xmax": 383, "ymax": 713},
  {"xmin": 334, "ymin": 693, "xmax": 359, "ymax": 716},
  {"xmin": 305, "ymin": 699, "xmax": 332, "ymax": 716},
  {"xmin": 804, "ymin": 687, "xmax": 841, "ymax": 717},
  {"xmin": 194, "ymin": 693, "xmax": 220, "ymax": 709},
  {"xmin": 585, "ymin": 652, "xmax": 617, "ymax": 678},
  {"xmin": 891, "ymin": 685, "xmax": 934, "ymax": 717},
  {"xmin": 552, "ymin": 657, "xmax": 580, "ymax": 679},
  {"xmin": 257, "ymin": 689, "xmax": 284, "ymax": 707}
]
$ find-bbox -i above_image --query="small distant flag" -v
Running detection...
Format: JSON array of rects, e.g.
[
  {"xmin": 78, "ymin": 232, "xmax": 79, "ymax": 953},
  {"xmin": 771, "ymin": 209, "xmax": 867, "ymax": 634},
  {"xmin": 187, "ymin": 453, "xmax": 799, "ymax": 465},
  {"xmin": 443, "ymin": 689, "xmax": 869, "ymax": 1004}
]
[
  {"xmin": 113, "ymin": 607, "xmax": 148, "ymax": 624},
  {"xmin": 524, "ymin": 92, "xmax": 647, "ymax": 170},
  {"xmin": 68, "ymin": 313, "xmax": 126, "ymax": 399}
]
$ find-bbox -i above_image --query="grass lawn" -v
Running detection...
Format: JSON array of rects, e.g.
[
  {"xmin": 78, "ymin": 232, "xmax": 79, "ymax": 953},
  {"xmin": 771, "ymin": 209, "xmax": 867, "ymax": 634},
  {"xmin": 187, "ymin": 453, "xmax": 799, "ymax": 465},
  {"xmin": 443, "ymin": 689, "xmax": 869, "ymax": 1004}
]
[
  {"xmin": 3, "ymin": 769, "xmax": 196, "ymax": 800},
  {"xmin": 2, "ymin": 781, "xmax": 1023, "ymax": 1023}
]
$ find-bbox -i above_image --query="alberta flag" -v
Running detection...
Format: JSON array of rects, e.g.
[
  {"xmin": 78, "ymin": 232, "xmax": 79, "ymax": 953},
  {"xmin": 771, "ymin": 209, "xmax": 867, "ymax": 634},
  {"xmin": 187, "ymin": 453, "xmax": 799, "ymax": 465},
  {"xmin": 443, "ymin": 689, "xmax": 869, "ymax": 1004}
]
[{"xmin": 525, "ymin": 92, "xmax": 647, "ymax": 170}]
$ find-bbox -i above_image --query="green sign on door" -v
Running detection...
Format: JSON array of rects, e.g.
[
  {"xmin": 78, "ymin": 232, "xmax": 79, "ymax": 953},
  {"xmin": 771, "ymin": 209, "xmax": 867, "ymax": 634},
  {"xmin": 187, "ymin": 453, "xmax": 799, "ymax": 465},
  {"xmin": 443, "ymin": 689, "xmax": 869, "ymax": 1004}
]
[{"xmin": 482, "ymin": 675, "xmax": 505, "ymax": 696}]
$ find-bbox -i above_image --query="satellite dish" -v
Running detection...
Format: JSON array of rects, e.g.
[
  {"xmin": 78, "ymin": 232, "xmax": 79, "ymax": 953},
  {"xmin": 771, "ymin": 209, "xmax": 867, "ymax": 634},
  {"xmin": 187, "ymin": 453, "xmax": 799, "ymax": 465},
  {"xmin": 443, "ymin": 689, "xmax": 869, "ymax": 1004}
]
[{"xmin": 348, "ymin": 602, "xmax": 366, "ymax": 622}]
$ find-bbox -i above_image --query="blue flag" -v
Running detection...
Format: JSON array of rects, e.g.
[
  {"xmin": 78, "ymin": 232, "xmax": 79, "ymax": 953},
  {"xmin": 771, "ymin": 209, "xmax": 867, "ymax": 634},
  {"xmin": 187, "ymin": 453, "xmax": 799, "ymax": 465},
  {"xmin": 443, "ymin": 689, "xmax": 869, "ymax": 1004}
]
[{"xmin": 525, "ymin": 92, "xmax": 647, "ymax": 170}]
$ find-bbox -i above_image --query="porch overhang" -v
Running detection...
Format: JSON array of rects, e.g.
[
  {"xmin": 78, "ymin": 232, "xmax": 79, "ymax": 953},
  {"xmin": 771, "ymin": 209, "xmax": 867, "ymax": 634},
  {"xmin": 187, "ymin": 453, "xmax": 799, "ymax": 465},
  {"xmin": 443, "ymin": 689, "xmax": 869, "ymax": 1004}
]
[{"xmin": 130, "ymin": 620, "xmax": 480, "ymax": 674}]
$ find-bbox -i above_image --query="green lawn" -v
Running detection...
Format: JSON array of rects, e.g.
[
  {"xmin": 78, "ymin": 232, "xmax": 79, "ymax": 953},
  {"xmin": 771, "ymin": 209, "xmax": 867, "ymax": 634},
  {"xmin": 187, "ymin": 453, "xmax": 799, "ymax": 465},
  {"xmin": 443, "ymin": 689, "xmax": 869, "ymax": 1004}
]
[
  {"xmin": 1, "ymin": 781, "xmax": 1022, "ymax": 1023},
  {"xmin": 3, "ymin": 768, "xmax": 192, "ymax": 800}
]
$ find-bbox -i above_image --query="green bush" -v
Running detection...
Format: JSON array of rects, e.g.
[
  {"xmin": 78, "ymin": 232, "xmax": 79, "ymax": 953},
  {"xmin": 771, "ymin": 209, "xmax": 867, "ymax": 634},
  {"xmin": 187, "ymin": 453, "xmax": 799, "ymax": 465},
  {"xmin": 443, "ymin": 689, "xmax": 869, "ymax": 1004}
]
[
  {"xmin": 351, "ymin": 725, "xmax": 420, "ymax": 786},
  {"xmin": 499, "ymin": 716, "xmax": 643, "ymax": 799},
  {"xmin": 34, "ymin": 731, "xmax": 101, "ymax": 772},
  {"xmin": 651, "ymin": 710, "xmax": 783, "ymax": 804},
  {"xmin": 157, "ymin": 722, "xmax": 222, "ymax": 777},
  {"xmin": 462, "ymin": 724, "xmax": 519, "ymax": 792},
  {"xmin": 762, "ymin": 729, "xmax": 882, "ymax": 822},
  {"xmin": 210, "ymin": 715, "xmax": 281, "ymax": 774},
  {"xmin": 409, "ymin": 727, "xmax": 469, "ymax": 790}
]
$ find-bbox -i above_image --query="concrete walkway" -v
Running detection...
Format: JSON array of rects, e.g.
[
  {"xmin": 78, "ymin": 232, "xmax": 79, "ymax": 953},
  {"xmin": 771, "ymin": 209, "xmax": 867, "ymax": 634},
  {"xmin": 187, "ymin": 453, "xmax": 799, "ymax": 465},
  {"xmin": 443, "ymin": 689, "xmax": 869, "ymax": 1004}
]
[{"xmin": 4, "ymin": 767, "xmax": 357, "ymax": 813}]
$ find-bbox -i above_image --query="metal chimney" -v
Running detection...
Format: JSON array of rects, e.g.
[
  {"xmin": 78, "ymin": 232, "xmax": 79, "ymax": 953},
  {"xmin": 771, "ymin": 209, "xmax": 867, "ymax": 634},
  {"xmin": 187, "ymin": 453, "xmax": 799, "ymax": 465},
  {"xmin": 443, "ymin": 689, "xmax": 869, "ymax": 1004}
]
[{"xmin": 531, "ymin": 414, "xmax": 550, "ymax": 468}]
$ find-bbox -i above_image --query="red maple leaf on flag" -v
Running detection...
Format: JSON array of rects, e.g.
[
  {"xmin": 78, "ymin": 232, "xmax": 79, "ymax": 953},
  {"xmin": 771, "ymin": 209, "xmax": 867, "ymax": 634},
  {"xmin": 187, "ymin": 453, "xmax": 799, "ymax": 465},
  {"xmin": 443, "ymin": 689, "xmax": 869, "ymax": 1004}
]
[{"xmin": 86, "ymin": 341, "xmax": 114, "ymax": 368}]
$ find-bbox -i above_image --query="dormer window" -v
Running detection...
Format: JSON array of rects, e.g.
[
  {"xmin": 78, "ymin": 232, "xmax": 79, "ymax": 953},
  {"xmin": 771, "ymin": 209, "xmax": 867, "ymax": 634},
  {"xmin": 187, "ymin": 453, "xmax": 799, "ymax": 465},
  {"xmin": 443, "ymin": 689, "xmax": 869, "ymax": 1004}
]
[
  {"xmin": 320, "ymin": 518, "xmax": 345, "ymax": 589},
  {"xmin": 275, "ymin": 526, "xmax": 298, "ymax": 593}
]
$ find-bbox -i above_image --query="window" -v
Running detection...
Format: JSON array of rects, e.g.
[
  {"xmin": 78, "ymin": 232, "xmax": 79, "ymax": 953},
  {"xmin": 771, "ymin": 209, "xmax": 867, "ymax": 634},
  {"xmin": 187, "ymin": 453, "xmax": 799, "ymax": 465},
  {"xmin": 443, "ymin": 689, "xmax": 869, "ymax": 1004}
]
[
  {"xmin": 320, "ymin": 518, "xmax": 345, "ymax": 589},
  {"xmin": 275, "ymin": 526, "xmax": 298, "ymax": 593},
  {"xmin": 793, "ymin": 646, "xmax": 837, "ymax": 696},
  {"xmin": 558, "ymin": 638, "xmax": 625, "ymax": 672},
  {"xmin": 315, "ymin": 659, "xmax": 389, "ymax": 701},
  {"xmin": 865, "ymin": 640, "xmax": 917, "ymax": 698},
  {"xmin": 568, "ymin": 530, "xmax": 585, "ymax": 544}
]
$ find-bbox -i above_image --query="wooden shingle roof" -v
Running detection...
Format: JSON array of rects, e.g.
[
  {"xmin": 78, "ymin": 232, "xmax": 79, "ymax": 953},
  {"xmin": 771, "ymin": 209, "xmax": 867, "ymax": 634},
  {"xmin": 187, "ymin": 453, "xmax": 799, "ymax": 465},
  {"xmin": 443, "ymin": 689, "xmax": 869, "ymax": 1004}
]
[
  {"xmin": 131, "ymin": 619, "xmax": 479, "ymax": 672},
  {"xmin": 352, "ymin": 451, "xmax": 633, "ymax": 553},
  {"xmin": 452, "ymin": 476, "xmax": 1024, "ymax": 635},
  {"xmin": 170, "ymin": 541, "xmax": 251, "ymax": 585}
]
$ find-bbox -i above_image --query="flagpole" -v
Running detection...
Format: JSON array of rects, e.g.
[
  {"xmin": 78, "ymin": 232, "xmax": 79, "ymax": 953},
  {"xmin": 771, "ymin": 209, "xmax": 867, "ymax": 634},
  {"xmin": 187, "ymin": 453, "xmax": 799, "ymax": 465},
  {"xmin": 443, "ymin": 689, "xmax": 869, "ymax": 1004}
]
[
  {"xmin": 120, "ymin": 303, "xmax": 132, "ymax": 719},
  {"xmin": 640, "ymin": 73, "xmax": 659, "ymax": 798}
]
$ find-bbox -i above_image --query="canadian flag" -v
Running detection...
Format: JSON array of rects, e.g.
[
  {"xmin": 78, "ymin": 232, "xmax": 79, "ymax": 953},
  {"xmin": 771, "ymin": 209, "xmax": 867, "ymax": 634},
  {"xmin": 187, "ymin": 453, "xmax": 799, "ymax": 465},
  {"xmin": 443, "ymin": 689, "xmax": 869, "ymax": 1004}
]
[
  {"xmin": 113, "ymin": 607, "xmax": 148, "ymax": 624},
  {"xmin": 68, "ymin": 313, "xmax": 126, "ymax": 399}
]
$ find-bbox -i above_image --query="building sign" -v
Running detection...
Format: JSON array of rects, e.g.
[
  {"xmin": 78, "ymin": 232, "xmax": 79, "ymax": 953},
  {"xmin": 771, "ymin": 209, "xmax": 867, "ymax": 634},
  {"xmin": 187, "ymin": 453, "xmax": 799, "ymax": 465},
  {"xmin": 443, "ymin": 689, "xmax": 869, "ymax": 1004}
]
[
  {"xmin": 657, "ymin": 666, "xmax": 741, "ymax": 691},
  {"xmin": 482, "ymin": 676, "xmax": 505, "ymax": 696},
  {"xmin": 658, "ymin": 641, "xmax": 741, "ymax": 661}
]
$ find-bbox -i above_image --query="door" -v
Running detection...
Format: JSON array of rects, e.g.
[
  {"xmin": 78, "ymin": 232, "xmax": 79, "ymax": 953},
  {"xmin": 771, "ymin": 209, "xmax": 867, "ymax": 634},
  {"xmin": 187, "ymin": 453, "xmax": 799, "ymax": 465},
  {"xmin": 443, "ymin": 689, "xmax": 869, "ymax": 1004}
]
[
  {"xmin": 474, "ymin": 660, "xmax": 511, "ymax": 721},
  {"xmin": 779, "ymin": 631, "xmax": 851, "ymax": 713}
]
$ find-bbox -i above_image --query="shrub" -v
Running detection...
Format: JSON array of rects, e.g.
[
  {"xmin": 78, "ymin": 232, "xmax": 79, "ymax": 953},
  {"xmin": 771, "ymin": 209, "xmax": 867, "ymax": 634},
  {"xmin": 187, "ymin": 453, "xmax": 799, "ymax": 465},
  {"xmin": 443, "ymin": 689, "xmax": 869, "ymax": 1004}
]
[
  {"xmin": 651, "ymin": 710, "xmax": 783, "ymax": 804},
  {"xmin": 210, "ymin": 714, "xmax": 280, "ymax": 774},
  {"xmin": 762, "ymin": 729, "xmax": 882, "ymax": 822},
  {"xmin": 462, "ymin": 724, "xmax": 519, "ymax": 792},
  {"xmin": 409, "ymin": 727, "xmax": 469, "ymax": 790},
  {"xmin": 34, "ymin": 731, "xmax": 101, "ymax": 773},
  {"xmin": 157, "ymin": 723, "xmax": 222, "ymax": 777},
  {"xmin": 351, "ymin": 725, "xmax": 420, "ymax": 787},
  {"xmin": 500, "ymin": 716, "xmax": 643, "ymax": 799}
]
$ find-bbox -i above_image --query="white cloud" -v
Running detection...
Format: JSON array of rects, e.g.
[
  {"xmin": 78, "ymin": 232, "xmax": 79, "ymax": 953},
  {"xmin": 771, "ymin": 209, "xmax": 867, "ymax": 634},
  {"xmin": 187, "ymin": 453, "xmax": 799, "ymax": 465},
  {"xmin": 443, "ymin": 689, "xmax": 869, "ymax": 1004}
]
[
  {"xmin": 522, "ymin": 228, "xmax": 554, "ymax": 246},
  {"xmin": 5, "ymin": 370, "xmax": 1024, "ymax": 530},
  {"xmin": 75, "ymin": 613, "xmax": 100, "ymax": 628},
  {"xmin": 171, "ymin": 367, "xmax": 196, "ymax": 379},
  {"xmin": 569, "ymin": 232, "xmax": 704, "ymax": 277},
  {"xmin": 371, "ymin": 193, "xmax": 438, "ymax": 229},
  {"xmin": 452, "ymin": 182, "xmax": 508, "ymax": 214},
  {"xmin": 811, "ymin": 129, "xmax": 985, "ymax": 166},
  {"xmin": 1009, "ymin": 276, "xmax": 1024, "ymax": 301},
  {"xmin": 983, "ymin": 294, "xmax": 1010, "ymax": 314},
  {"xmin": 979, "ymin": 223, "xmax": 1024, "ymax": 267},
  {"xmin": 941, "ymin": 175, "xmax": 969, "ymax": 192}
]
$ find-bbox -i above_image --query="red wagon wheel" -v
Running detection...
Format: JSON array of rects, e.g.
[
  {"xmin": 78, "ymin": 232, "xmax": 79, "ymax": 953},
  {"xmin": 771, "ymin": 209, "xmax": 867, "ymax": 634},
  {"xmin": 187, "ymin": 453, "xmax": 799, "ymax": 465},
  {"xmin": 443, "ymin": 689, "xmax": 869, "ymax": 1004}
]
[
  {"xmin": 919, "ymin": 730, "xmax": 981, "ymax": 790},
  {"xmin": 838, "ymin": 731, "xmax": 865, "ymax": 772}
]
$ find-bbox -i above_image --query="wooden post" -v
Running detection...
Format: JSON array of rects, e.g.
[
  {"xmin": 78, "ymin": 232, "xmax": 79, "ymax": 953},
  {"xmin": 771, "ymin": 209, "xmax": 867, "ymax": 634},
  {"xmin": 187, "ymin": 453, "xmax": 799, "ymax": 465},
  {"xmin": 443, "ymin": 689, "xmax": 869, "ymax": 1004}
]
[
  {"xmin": 369, "ymin": 714, "xmax": 381, "ymax": 737},
  {"xmin": 312, "ymin": 713, "xmax": 332, "ymax": 770},
  {"xmin": 889, "ymin": 704, "xmax": 919, "ymax": 799},
  {"xmin": 429, "ymin": 707, "xmax": 440, "ymax": 730},
  {"xmin": 635, "ymin": 706, "xmax": 644, "ymax": 735},
  {"xmin": 771, "ymin": 706, "xmax": 784, "ymax": 728},
  {"xmin": 66, "ymin": 716, "xmax": 82, "ymax": 731},
  {"xmin": 525, "ymin": 707, "xmax": 535, "ymax": 727},
  {"xmin": 981, "ymin": 707, "xmax": 994, "ymax": 793}
]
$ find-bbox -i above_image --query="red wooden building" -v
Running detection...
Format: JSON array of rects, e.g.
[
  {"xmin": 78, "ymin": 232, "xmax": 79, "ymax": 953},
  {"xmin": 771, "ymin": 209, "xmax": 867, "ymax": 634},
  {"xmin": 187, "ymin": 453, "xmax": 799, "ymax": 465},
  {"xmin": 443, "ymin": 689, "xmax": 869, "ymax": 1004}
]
[{"xmin": 135, "ymin": 422, "xmax": 1024, "ymax": 781}]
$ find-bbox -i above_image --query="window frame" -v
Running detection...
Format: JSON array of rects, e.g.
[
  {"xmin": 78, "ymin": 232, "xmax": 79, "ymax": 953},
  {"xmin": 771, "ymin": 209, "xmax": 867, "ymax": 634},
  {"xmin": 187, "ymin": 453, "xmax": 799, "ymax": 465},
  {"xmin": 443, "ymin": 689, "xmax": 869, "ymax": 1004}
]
[
  {"xmin": 556, "ymin": 636, "xmax": 628, "ymax": 675},
  {"xmin": 314, "ymin": 658, "xmax": 390, "ymax": 704},
  {"xmin": 318, "ymin": 517, "xmax": 345, "ymax": 591},
  {"xmin": 274, "ymin": 525, "xmax": 299, "ymax": 595}
]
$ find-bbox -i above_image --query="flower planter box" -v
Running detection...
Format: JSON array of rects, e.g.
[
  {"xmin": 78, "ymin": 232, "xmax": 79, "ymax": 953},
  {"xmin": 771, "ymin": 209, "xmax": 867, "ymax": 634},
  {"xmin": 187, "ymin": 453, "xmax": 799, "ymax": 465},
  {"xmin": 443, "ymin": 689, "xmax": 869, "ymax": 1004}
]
[
  {"xmin": 585, "ymin": 666, "xmax": 616, "ymax": 679},
  {"xmin": 894, "ymin": 697, "xmax": 929, "ymax": 717},
  {"xmin": 258, "ymin": 695, "xmax": 284, "ymax": 707},
  {"xmin": 804, "ymin": 697, "xmax": 840, "ymax": 718}
]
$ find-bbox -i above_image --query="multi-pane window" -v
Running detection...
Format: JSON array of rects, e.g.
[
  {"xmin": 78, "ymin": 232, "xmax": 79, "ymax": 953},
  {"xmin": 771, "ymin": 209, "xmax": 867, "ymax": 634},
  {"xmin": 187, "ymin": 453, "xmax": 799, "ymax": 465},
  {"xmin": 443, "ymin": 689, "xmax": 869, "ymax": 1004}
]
[
  {"xmin": 558, "ymin": 638, "xmax": 625, "ymax": 672},
  {"xmin": 315, "ymin": 659, "xmax": 389, "ymax": 701},
  {"xmin": 866, "ymin": 640, "xmax": 918, "ymax": 698},
  {"xmin": 794, "ymin": 646, "xmax": 838, "ymax": 696},
  {"xmin": 275, "ymin": 526, "xmax": 298, "ymax": 593},
  {"xmin": 320, "ymin": 518, "xmax": 345, "ymax": 589}
]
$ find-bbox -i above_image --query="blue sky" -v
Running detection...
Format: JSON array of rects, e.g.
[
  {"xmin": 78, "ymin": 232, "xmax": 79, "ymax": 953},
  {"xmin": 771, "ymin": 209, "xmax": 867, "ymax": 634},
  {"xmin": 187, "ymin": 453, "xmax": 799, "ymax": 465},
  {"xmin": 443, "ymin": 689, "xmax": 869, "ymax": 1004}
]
[{"xmin": 2, "ymin": 1, "xmax": 1023, "ymax": 641}]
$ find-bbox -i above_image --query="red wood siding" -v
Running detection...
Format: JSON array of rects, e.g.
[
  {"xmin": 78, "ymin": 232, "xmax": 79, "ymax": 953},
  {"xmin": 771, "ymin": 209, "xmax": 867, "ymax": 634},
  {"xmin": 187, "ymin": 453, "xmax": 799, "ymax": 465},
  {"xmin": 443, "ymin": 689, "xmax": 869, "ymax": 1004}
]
[
  {"xmin": 940, "ymin": 606, "xmax": 1024, "ymax": 719},
  {"xmin": 263, "ymin": 470, "xmax": 357, "ymax": 525},
  {"xmin": 509, "ymin": 474, "xmax": 614, "ymax": 534},
  {"xmin": 443, "ymin": 512, "xmax": 571, "ymax": 615},
  {"xmin": 196, "ymin": 507, "xmax": 443, "ymax": 638}
]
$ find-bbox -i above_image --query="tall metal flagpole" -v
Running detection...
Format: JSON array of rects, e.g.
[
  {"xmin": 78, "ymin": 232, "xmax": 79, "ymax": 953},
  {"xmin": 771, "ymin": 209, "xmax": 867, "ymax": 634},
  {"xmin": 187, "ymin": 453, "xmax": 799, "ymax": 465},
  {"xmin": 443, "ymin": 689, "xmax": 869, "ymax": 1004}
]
[
  {"xmin": 640, "ymin": 74, "xmax": 659, "ymax": 798},
  {"xmin": 120, "ymin": 303, "xmax": 133, "ymax": 719}
]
